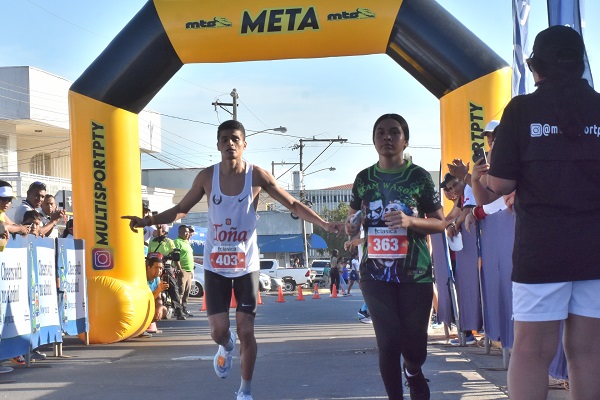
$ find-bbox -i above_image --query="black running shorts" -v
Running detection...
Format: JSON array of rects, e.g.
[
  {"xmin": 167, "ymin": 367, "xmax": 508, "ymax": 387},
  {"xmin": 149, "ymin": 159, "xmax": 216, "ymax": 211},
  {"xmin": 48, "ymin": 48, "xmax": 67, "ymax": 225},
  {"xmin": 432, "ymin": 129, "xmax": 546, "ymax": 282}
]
[{"xmin": 204, "ymin": 270, "xmax": 259, "ymax": 316}]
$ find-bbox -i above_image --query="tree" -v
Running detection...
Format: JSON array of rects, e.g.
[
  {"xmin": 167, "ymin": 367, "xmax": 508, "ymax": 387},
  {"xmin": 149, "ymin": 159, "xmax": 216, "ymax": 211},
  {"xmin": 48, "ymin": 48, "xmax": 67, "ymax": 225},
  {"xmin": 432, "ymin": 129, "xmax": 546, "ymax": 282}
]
[{"xmin": 313, "ymin": 203, "xmax": 350, "ymax": 258}]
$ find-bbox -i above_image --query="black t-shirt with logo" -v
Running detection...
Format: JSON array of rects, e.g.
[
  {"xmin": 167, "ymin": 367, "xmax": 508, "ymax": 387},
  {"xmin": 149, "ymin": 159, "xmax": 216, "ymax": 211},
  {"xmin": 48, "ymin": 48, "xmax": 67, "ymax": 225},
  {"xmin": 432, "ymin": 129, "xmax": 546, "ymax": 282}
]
[
  {"xmin": 489, "ymin": 79, "xmax": 600, "ymax": 283},
  {"xmin": 349, "ymin": 161, "xmax": 441, "ymax": 283}
]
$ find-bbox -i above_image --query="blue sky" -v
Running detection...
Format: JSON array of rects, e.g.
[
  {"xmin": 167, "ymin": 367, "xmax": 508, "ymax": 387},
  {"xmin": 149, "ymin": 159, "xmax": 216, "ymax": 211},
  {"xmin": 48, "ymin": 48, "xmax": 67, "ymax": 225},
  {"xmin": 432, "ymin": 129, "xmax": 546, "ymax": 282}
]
[{"xmin": 2, "ymin": 1, "xmax": 599, "ymax": 190}]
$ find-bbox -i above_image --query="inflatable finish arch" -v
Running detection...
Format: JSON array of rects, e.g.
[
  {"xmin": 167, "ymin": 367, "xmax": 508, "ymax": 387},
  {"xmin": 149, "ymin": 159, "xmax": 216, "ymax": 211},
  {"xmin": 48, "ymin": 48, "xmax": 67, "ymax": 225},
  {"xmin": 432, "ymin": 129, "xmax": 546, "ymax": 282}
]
[{"xmin": 69, "ymin": 0, "xmax": 511, "ymax": 343}]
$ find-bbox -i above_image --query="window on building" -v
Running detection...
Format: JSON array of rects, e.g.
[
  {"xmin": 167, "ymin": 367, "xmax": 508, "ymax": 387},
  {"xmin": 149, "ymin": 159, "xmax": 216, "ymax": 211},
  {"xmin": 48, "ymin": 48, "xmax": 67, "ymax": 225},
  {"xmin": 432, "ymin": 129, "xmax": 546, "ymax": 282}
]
[
  {"xmin": 30, "ymin": 152, "xmax": 52, "ymax": 175},
  {"xmin": 0, "ymin": 136, "xmax": 8, "ymax": 172}
]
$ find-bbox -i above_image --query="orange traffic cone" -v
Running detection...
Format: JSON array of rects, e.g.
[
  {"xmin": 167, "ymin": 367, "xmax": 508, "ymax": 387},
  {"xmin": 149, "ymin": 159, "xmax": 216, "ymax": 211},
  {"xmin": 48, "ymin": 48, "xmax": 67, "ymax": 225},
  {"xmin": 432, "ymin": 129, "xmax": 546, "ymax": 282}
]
[
  {"xmin": 296, "ymin": 286, "xmax": 305, "ymax": 301},
  {"xmin": 276, "ymin": 286, "xmax": 286, "ymax": 303},
  {"xmin": 312, "ymin": 284, "xmax": 321, "ymax": 299},
  {"xmin": 330, "ymin": 284, "xmax": 338, "ymax": 298},
  {"xmin": 230, "ymin": 288, "xmax": 237, "ymax": 308},
  {"xmin": 200, "ymin": 294, "xmax": 207, "ymax": 311},
  {"xmin": 257, "ymin": 291, "xmax": 264, "ymax": 305}
]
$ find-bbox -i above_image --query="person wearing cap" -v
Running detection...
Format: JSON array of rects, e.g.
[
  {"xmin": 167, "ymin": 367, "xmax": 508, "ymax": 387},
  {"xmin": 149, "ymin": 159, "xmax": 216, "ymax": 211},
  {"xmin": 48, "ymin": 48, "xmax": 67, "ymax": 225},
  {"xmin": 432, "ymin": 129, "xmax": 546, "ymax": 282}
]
[
  {"xmin": 485, "ymin": 26, "xmax": 600, "ymax": 400},
  {"xmin": 123, "ymin": 120, "xmax": 343, "ymax": 400},
  {"xmin": 0, "ymin": 180, "xmax": 30, "ymax": 237},
  {"xmin": 173, "ymin": 224, "xmax": 195, "ymax": 317}
]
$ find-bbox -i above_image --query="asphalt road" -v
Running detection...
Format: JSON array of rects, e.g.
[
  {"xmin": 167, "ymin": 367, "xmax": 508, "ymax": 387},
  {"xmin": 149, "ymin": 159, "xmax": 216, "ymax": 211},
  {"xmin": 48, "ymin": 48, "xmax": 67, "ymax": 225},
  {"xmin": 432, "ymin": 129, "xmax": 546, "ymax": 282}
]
[{"xmin": 0, "ymin": 288, "xmax": 570, "ymax": 399}]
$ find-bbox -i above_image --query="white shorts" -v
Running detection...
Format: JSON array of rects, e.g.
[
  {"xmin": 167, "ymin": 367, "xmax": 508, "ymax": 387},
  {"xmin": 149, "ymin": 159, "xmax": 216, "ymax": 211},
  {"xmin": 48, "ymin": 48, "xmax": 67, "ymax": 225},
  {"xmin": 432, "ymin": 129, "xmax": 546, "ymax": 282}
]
[{"xmin": 513, "ymin": 280, "xmax": 600, "ymax": 322}]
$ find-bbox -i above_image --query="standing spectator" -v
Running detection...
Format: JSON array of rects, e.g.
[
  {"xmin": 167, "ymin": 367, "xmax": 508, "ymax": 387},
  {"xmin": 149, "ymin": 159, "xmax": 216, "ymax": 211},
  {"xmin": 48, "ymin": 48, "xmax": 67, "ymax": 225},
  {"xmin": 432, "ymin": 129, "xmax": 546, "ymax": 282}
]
[
  {"xmin": 174, "ymin": 224, "xmax": 195, "ymax": 317},
  {"xmin": 148, "ymin": 224, "xmax": 186, "ymax": 321},
  {"xmin": 443, "ymin": 173, "xmax": 479, "ymax": 346},
  {"xmin": 0, "ymin": 180, "xmax": 30, "ymax": 236},
  {"xmin": 13, "ymin": 181, "xmax": 46, "ymax": 224},
  {"xmin": 20, "ymin": 210, "xmax": 42, "ymax": 237},
  {"xmin": 146, "ymin": 254, "xmax": 169, "ymax": 323},
  {"xmin": 62, "ymin": 219, "xmax": 74, "ymax": 239},
  {"xmin": 488, "ymin": 26, "xmax": 600, "ymax": 400},
  {"xmin": 142, "ymin": 205, "xmax": 156, "ymax": 246},
  {"xmin": 339, "ymin": 258, "xmax": 349, "ymax": 295},
  {"xmin": 39, "ymin": 195, "xmax": 65, "ymax": 239},
  {"xmin": 346, "ymin": 113, "xmax": 445, "ymax": 399},
  {"xmin": 123, "ymin": 120, "xmax": 342, "ymax": 400},
  {"xmin": 14, "ymin": 181, "xmax": 64, "ymax": 237},
  {"xmin": 346, "ymin": 253, "xmax": 360, "ymax": 295},
  {"xmin": 329, "ymin": 249, "xmax": 340, "ymax": 295}
]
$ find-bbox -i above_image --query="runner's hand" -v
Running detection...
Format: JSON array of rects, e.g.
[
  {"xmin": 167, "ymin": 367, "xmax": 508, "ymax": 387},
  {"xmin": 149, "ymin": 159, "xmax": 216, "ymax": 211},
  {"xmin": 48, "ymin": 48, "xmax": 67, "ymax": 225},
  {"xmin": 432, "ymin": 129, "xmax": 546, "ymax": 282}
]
[
  {"xmin": 122, "ymin": 215, "xmax": 146, "ymax": 233},
  {"xmin": 383, "ymin": 210, "xmax": 411, "ymax": 229}
]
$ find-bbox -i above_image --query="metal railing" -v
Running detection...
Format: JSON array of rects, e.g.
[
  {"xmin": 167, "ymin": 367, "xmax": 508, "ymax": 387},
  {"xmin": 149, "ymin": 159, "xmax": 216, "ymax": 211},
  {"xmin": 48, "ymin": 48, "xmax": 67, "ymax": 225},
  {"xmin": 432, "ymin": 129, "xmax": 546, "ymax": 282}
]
[{"xmin": 0, "ymin": 172, "xmax": 72, "ymax": 198}]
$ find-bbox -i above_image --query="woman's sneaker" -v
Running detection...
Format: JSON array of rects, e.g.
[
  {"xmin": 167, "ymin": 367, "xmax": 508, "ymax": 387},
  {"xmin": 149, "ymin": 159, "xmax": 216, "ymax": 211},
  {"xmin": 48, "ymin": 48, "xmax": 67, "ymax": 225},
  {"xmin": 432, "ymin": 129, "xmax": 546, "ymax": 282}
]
[
  {"xmin": 404, "ymin": 364, "xmax": 430, "ymax": 400},
  {"xmin": 214, "ymin": 329, "xmax": 236, "ymax": 378},
  {"xmin": 450, "ymin": 334, "xmax": 477, "ymax": 346}
]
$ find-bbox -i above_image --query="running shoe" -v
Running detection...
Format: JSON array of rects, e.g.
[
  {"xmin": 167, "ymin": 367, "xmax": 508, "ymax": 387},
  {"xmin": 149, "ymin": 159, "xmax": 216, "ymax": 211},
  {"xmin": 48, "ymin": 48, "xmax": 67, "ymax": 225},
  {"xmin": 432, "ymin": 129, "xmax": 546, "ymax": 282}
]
[
  {"xmin": 450, "ymin": 335, "xmax": 477, "ymax": 346},
  {"xmin": 404, "ymin": 364, "xmax": 430, "ymax": 400},
  {"xmin": 31, "ymin": 350, "xmax": 47, "ymax": 361},
  {"xmin": 236, "ymin": 392, "xmax": 253, "ymax": 400},
  {"xmin": 10, "ymin": 356, "xmax": 25, "ymax": 365},
  {"xmin": 359, "ymin": 317, "xmax": 373, "ymax": 324},
  {"xmin": 214, "ymin": 329, "xmax": 236, "ymax": 378}
]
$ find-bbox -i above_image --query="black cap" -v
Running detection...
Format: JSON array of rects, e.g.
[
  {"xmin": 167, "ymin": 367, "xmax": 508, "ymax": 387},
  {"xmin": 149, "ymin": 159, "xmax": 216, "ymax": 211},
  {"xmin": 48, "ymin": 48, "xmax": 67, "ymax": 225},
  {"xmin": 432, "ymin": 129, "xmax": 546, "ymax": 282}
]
[
  {"xmin": 440, "ymin": 173, "xmax": 455, "ymax": 189},
  {"xmin": 530, "ymin": 25, "xmax": 584, "ymax": 66}
]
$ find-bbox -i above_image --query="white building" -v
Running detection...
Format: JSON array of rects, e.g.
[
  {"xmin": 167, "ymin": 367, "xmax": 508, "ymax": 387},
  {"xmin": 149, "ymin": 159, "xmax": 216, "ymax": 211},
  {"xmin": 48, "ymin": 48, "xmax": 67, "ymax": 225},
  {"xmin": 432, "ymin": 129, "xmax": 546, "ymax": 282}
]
[{"xmin": 0, "ymin": 66, "xmax": 167, "ymax": 216}]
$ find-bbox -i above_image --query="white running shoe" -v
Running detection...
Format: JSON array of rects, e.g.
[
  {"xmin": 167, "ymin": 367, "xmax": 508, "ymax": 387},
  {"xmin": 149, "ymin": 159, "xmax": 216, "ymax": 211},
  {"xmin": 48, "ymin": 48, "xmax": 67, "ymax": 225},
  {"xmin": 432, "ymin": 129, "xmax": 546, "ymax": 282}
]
[
  {"xmin": 214, "ymin": 329, "xmax": 236, "ymax": 378},
  {"xmin": 236, "ymin": 392, "xmax": 253, "ymax": 400},
  {"xmin": 359, "ymin": 316, "xmax": 372, "ymax": 324}
]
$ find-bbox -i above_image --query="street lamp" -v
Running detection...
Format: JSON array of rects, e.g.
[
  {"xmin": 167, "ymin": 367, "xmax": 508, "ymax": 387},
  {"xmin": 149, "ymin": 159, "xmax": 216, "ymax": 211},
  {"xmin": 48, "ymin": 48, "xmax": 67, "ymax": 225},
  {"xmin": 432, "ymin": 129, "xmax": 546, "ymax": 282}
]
[
  {"xmin": 246, "ymin": 126, "xmax": 288, "ymax": 137},
  {"xmin": 302, "ymin": 167, "xmax": 336, "ymax": 176}
]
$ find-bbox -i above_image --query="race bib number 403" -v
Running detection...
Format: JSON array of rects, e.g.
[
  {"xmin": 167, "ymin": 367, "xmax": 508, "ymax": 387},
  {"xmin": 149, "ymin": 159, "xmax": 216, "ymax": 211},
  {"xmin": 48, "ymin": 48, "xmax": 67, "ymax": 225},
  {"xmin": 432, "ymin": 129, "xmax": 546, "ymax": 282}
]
[
  {"xmin": 367, "ymin": 227, "xmax": 408, "ymax": 259},
  {"xmin": 210, "ymin": 245, "xmax": 246, "ymax": 271}
]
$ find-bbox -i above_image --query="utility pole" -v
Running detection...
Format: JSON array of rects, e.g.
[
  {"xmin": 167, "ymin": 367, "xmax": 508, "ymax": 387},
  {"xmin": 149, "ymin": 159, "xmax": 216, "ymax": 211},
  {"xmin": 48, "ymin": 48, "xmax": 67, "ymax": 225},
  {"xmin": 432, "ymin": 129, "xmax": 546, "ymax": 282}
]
[
  {"xmin": 293, "ymin": 137, "xmax": 348, "ymax": 197},
  {"xmin": 211, "ymin": 88, "xmax": 239, "ymax": 120},
  {"xmin": 291, "ymin": 137, "xmax": 347, "ymax": 268}
]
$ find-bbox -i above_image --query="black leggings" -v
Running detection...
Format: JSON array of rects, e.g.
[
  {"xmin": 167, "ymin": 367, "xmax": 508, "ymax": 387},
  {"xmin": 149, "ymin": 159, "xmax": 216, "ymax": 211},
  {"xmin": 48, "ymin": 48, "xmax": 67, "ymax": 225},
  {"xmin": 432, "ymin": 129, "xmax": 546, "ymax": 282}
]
[
  {"xmin": 360, "ymin": 280, "xmax": 433, "ymax": 400},
  {"xmin": 329, "ymin": 270, "xmax": 340, "ymax": 293}
]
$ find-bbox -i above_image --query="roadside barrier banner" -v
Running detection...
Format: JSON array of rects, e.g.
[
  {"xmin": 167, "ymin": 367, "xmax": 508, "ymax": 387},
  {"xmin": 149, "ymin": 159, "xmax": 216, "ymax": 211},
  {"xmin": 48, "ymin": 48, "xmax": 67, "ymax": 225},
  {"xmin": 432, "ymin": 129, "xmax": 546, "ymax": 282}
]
[
  {"xmin": 453, "ymin": 226, "xmax": 483, "ymax": 331},
  {"xmin": 0, "ymin": 236, "xmax": 31, "ymax": 359},
  {"xmin": 479, "ymin": 209, "xmax": 515, "ymax": 348},
  {"xmin": 56, "ymin": 239, "xmax": 89, "ymax": 335},
  {"xmin": 29, "ymin": 236, "xmax": 62, "ymax": 349},
  {"xmin": 430, "ymin": 233, "xmax": 454, "ymax": 326}
]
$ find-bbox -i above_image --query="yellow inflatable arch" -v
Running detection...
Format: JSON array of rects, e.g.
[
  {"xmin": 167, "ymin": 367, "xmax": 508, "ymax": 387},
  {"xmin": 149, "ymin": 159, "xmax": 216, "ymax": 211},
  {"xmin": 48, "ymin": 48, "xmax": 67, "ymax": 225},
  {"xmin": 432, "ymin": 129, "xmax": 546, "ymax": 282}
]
[{"xmin": 69, "ymin": 0, "xmax": 511, "ymax": 344}]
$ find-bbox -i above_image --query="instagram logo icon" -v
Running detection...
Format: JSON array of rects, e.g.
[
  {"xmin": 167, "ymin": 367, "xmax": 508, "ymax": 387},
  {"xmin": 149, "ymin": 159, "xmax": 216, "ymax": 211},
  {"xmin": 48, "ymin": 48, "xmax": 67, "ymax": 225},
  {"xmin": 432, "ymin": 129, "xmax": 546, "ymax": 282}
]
[{"xmin": 92, "ymin": 247, "xmax": 114, "ymax": 270}]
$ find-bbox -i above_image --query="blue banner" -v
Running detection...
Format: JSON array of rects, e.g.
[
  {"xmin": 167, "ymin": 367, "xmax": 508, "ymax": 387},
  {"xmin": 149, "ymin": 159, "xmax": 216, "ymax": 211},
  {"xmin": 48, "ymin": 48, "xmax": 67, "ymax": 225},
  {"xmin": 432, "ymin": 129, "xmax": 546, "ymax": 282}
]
[
  {"xmin": 0, "ymin": 236, "xmax": 31, "ymax": 360},
  {"xmin": 29, "ymin": 237, "xmax": 62, "ymax": 349},
  {"xmin": 512, "ymin": 0, "xmax": 531, "ymax": 96},
  {"xmin": 547, "ymin": 0, "xmax": 594, "ymax": 87},
  {"xmin": 56, "ymin": 239, "xmax": 89, "ymax": 335}
]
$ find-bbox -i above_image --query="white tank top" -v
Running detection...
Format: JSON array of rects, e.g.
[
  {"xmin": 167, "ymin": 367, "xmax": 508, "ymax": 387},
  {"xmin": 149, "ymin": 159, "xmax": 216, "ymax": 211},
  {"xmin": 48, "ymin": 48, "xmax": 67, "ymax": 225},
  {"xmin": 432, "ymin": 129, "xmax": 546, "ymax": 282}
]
[{"xmin": 203, "ymin": 162, "xmax": 259, "ymax": 277}]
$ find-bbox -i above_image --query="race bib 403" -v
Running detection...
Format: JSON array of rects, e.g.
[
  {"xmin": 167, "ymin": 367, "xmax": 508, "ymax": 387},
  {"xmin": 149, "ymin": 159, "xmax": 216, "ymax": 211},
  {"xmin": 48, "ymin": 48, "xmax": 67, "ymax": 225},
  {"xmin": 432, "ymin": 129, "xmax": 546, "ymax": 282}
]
[
  {"xmin": 367, "ymin": 227, "xmax": 408, "ymax": 259},
  {"xmin": 210, "ymin": 245, "xmax": 246, "ymax": 271}
]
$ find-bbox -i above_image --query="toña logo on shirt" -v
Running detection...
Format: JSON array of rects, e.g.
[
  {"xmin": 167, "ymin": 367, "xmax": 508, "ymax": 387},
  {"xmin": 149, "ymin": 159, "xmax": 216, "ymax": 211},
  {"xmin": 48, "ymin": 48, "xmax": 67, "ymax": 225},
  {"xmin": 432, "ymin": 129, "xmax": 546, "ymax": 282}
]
[{"xmin": 213, "ymin": 223, "xmax": 249, "ymax": 243}]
